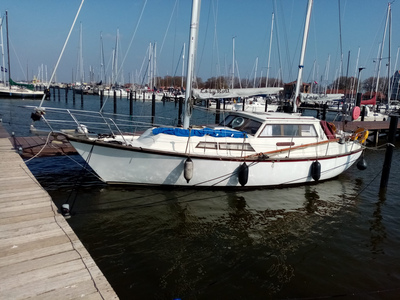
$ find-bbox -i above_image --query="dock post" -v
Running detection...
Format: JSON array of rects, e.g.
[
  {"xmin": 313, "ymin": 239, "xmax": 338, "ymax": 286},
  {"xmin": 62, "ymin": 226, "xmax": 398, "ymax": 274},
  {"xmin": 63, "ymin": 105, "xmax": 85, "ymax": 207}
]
[
  {"xmin": 129, "ymin": 90, "xmax": 133, "ymax": 115},
  {"xmin": 178, "ymin": 97, "xmax": 183, "ymax": 126},
  {"xmin": 373, "ymin": 130, "xmax": 379, "ymax": 146},
  {"xmin": 152, "ymin": 93, "xmax": 156, "ymax": 125},
  {"xmin": 322, "ymin": 103, "xmax": 327, "ymax": 120},
  {"xmin": 216, "ymin": 100, "xmax": 221, "ymax": 124},
  {"xmin": 80, "ymin": 87, "xmax": 83, "ymax": 107},
  {"xmin": 113, "ymin": 90, "xmax": 117, "ymax": 113},
  {"xmin": 380, "ymin": 115, "xmax": 399, "ymax": 192},
  {"xmin": 143, "ymin": 91, "xmax": 145, "ymax": 103},
  {"xmin": 57, "ymin": 86, "xmax": 61, "ymax": 101},
  {"xmin": 65, "ymin": 86, "xmax": 68, "ymax": 103},
  {"xmin": 361, "ymin": 106, "xmax": 366, "ymax": 121}
]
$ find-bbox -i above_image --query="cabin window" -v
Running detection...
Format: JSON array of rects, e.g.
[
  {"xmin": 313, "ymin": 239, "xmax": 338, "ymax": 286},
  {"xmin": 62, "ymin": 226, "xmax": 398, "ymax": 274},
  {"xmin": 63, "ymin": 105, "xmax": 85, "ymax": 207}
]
[
  {"xmin": 196, "ymin": 142, "xmax": 218, "ymax": 149},
  {"xmin": 259, "ymin": 124, "xmax": 317, "ymax": 137},
  {"xmin": 219, "ymin": 143, "xmax": 255, "ymax": 151},
  {"xmin": 196, "ymin": 142, "xmax": 255, "ymax": 152},
  {"xmin": 241, "ymin": 119, "xmax": 263, "ymax": 135},
  {"xmin": 219, "ymin": 115, "xmax": 262, "ymax": 135}
]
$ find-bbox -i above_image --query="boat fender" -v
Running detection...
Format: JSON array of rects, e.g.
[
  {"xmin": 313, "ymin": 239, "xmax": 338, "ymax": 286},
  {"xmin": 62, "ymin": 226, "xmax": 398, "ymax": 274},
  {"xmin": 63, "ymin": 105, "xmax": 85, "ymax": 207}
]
[
  {"xmin": 311, "ymin": 161, "xmax": 321, "ymax": 181},
  {"xmin": 351, "ymin": 106, "xmax": 361, "ymax": 120},
  {"xmin": 357, "ymin": 157, "xmax": 367, "ymax": 170},
  {"xmin": 238, "ymin": 162, "xmax": 249, "ymax": 186},
  {"xmin": 184, "ymin": 157, "xmax": 193, "ymax": 183}
]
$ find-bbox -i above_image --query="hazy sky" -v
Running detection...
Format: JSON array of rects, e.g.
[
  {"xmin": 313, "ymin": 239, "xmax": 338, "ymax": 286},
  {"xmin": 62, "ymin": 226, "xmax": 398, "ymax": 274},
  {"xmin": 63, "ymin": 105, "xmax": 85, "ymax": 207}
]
[{"xmin": 0, "ymin": 0, "xmax": 398, "ymax": 86}]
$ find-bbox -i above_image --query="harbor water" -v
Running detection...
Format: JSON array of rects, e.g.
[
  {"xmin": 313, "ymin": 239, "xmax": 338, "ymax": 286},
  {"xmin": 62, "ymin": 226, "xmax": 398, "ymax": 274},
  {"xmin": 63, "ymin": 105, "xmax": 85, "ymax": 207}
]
[{"xmin": 1, "ymin": 93, "xmax": 400, "ymax": 299}]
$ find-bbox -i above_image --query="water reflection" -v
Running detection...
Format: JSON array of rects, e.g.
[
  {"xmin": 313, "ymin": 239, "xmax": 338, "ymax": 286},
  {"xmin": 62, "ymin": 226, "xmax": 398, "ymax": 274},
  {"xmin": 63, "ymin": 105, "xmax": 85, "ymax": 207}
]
[
  {"xmin": 369, "ymin": 192, "xmax": 387, "ymax": 255},
  {"xmin": 23, "ymin": 149, "xmax": 376, "ymax": 299},
  {"xmin": 36, "ymin": 175, "xmax": 359, "ymax": 298}
]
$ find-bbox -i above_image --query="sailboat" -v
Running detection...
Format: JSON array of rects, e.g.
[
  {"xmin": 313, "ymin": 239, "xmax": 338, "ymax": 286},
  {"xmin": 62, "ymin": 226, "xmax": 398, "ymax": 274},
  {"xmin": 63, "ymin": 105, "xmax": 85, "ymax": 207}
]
[
  {"xmin": 0, "ymin": 11, "xmax": 47, "ymax": 99},
  {"xmin": 356, "ymin": 3, "xmax": 393, "ymax": 121},
  {"xmin": 30, "ymin": 0, "xmax": 366, "ymax": 188}
]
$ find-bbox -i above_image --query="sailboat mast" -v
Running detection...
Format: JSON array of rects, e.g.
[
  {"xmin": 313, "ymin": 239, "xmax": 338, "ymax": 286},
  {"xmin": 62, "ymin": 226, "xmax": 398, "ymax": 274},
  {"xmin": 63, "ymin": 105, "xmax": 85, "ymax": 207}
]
[
  {"xmin": 6, "ymin": 11, "xmax": 10, "ymax": 88},
  {"xmin": 387, "ymin": 2, "xmax": 392, "ymax": 106},
  {"xmin": 181, "ymin": 43, "xmax": 185, "ymax": 88},
  {"xmin": 232, "ymin": 36, "xmax": 235, "ymax": 89},
  {"xmin": 183, "ymin": 0, "xmax": 201, "ymax": 129},
  {"xmin": 0, "ymin": 16, "xmax": 5, "ymax": 86},
  {"xmin": 266, "ymin": 12, "xmax": 274, "ymax": 88},
  {"xmin": 375, "ymin": 3, "xmax": 390, "ymax": 95},
  {"xmin": 293, "ymin": 0, "xmax": 313, "ymax": 113}
]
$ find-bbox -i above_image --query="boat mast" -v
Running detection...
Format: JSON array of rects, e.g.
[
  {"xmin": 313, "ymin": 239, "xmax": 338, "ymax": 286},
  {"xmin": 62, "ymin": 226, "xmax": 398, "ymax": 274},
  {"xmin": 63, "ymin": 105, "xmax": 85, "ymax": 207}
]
[
  {"xmin": 293, "ymin": 0, "xmax": 313, "ymax": 113},
  {"xmin": 0, "ymin": 15, "xmax": 5, "ymax": 87},
  {"xmin": 181, "ymin": 43, "xmax": 185, "ymax": 88},
  {"xmin": 232, "ymin": 36, "xmax": 235, "ymax": 89},
  {"xmin": 183, "ymin": 0, "xmax": 201, "ymax": 129},
  {"xmin": 375, "ymin": 3, "xmax": 390, "ymax": 98},
  {"xmin": 387, "ymin": 2, "xmax": 392, "ymax": 106},
  {"xmin": 100, "ymin": 32, "xmax": 105, "ymax": 84},
  {"xmin": 266, "ymin": 12, "xmax": 274, "ymax": 88},
  {"xmin": 6, "ymin": 11, "xmax": 10, "ymax": 88}
]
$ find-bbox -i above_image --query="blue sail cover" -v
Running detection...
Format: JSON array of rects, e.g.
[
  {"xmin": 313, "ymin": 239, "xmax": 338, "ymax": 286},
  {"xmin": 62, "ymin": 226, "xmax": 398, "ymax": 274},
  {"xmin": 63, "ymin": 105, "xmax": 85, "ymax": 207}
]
[{"xmin": 152, "ymin": 127, "xmax": 247, "ymax": 138}]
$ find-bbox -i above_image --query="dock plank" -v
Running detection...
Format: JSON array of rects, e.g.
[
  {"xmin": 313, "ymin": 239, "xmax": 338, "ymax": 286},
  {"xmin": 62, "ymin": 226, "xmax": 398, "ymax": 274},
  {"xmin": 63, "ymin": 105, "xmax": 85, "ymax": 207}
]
[{"xmin": 0, "ymin": 124, "xmax": 118, "ymax": 299}]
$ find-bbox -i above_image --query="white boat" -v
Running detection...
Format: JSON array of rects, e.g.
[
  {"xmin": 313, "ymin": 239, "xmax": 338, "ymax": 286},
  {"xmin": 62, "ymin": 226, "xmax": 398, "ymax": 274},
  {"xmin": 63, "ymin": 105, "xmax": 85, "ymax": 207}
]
[
  {"xmin": 103, "ymin": 88, "xmax": 129, "ymax": 98},
  {"xmin": 0, "ymin": 12, "xmax": 47, "ymax": 99},
  {"xmin": 30, "ymin": 0, "xmax": 366, "ymax": 188},
  {"xmin": 60, "ymin": 110, "xmax": 364, "ymax": 187},
  {"xmin": 0, "ymin": 84, "xmax": 45, "ymax": 99}
]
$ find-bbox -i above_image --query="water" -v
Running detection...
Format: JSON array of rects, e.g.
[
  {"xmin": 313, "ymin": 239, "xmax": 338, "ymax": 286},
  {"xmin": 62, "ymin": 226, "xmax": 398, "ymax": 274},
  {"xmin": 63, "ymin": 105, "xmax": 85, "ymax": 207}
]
[{"xmin": 2, "ymin": 94, "xmax": 400, "ymax": 299}]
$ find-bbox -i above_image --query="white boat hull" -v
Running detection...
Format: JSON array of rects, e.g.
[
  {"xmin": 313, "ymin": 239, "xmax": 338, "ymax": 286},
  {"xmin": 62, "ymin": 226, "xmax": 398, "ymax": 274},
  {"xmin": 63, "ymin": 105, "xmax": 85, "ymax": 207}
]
[{"xmin": 70, "ymin": 139, "xmax": 362, "ymax": 187}]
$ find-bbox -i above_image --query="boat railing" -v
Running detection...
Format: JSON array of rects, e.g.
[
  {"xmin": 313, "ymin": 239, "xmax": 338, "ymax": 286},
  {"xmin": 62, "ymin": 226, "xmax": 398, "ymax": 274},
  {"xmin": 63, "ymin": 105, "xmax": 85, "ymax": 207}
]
[{"xmin": 26, "ymin": 106, "xmax": 158, "ymax": 138}]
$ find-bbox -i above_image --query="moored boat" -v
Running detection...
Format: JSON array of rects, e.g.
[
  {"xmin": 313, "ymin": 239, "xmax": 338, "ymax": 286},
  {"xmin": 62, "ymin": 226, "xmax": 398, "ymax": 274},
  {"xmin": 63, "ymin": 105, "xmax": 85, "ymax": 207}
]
[{"xmin": 62, "ymin": 110, "xmax": 365, "ymax": 187}]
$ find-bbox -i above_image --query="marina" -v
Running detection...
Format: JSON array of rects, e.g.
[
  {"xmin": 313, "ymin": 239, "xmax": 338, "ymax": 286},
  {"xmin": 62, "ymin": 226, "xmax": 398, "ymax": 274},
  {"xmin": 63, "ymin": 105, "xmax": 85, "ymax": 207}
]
[
  {"xmin": 1, "ymin": 0, "xmax": 400, "ymax": 297},
  {"xmin": 1, "ymin": 95, "xmax": 400, "ymax": 298}
]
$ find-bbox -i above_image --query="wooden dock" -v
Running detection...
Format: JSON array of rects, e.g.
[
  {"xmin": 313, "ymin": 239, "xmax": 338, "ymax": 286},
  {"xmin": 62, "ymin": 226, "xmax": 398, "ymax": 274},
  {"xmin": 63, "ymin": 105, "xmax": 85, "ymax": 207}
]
[
  {"xmin": 9, "ymin": 133, "xmax": 77, "ymax": 159},
  {"xmin": 0, "ymin": 124, "xmax": 118, "ymax": 299}
]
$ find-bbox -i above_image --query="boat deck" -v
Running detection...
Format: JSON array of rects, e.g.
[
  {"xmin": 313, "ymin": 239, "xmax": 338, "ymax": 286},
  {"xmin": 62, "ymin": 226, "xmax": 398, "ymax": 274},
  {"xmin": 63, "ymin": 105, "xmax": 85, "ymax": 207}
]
[{"xmin": 0, "ymin": 124, "xmax": 118, "ymax": 299}]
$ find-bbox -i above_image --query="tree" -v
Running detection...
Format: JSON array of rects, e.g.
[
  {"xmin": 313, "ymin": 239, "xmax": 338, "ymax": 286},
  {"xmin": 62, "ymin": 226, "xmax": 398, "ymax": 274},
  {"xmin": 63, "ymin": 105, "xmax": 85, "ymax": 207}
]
[
  {"xmin": 362, "ymin": 76, "xmax": 388, "ymax": 93},
  {"xmin": 331, "ymin": 76, "xmax": 358, "ymax": 91}
]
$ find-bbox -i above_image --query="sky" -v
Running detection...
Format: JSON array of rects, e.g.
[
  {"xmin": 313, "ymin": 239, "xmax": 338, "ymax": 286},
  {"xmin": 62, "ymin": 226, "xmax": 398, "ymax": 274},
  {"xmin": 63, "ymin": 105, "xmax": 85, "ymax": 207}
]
[{"xmin": 0, "ymin": 0, "xmax": 399, "ymax": 87}]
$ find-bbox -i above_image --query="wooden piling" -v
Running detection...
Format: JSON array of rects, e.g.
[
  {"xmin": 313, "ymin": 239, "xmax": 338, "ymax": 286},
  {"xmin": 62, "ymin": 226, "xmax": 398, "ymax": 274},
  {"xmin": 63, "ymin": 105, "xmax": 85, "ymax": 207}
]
[
  {"xmin": 152, "ymin": 93, "xmax": 156, "ymax": 125},
  {"xmin": 113, "ymin": 90, "xmax": 117, "ymax": 113},
  {"xmin": 215, "ymin": 100, "xmax": 221, "ymax": 124},
  {"xmin": 178, "ymin": 97, "xmax": 183, "ymax": 126},
  {"xmin": 65, "ymin": 86, "xmax": 68, "ymax": 103},
  {"xmin": 129, "ymin": 91, "xmax": 133, "ymax": 115}
]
